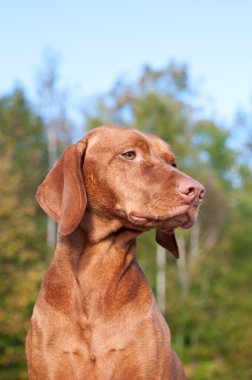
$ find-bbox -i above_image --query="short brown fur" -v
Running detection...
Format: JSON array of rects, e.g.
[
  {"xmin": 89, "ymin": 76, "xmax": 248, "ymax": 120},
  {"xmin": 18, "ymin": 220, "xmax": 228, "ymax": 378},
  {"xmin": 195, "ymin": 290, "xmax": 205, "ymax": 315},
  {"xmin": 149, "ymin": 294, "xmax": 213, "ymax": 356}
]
[{"xmin": 26, "ymin": 126, "xmax": 205, "ymax": 379}]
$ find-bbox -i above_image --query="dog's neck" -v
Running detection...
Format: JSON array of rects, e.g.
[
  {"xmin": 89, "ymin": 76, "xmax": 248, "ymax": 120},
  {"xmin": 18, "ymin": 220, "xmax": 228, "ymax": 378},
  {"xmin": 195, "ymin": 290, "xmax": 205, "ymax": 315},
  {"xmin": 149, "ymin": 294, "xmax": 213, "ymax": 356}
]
[{"xmin": 52, "ymin": 211, "xmax": 148, "ymax": 320}]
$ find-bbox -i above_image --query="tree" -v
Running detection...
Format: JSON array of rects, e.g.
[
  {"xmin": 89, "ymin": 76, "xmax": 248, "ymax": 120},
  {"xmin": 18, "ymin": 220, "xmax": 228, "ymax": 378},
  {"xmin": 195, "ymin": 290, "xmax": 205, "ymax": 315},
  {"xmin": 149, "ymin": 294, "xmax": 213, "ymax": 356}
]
[
  {"xmin": 0, "ymin": 89, "xmax": 47, "ymax": 379},
  {"xmin": 36, "ymin": 52, "xmax": 73, "ymax": 251}
]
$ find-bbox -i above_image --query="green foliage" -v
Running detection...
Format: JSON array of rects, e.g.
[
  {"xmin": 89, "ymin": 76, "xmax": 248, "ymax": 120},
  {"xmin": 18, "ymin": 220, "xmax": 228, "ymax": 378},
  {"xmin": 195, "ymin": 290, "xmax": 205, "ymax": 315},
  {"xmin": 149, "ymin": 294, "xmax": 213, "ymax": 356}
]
[
  {"xmin": 0, "ymin": 89, "xmax": 48, "ymax": 379},
  {"xmin": 1, "ymin": 63, "xmax": 251, "ymax": 379}
]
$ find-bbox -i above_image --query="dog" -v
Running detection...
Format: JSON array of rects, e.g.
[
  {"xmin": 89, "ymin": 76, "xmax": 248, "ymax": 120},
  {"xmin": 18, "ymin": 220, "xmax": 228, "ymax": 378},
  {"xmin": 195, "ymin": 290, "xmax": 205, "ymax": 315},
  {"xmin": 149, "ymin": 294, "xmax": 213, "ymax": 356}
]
[{"xmin": 26, "ymin": 125, "xmax": 205, "ymax": 379}]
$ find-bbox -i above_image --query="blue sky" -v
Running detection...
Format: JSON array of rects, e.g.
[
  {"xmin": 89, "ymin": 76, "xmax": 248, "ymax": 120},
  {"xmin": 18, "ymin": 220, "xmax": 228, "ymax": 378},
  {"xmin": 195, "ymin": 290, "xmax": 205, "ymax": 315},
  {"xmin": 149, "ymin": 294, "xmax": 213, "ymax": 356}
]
[{"xmin": 1, "ymin": 0, "xmax": 252, "ymax": 124}]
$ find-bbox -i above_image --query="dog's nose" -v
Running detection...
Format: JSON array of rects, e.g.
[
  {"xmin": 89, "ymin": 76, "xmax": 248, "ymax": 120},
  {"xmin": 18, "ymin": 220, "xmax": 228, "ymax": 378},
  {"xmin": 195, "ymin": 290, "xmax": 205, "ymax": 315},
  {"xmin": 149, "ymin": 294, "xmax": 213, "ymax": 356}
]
[{"xmin": 178, "ymin": 177, "xmax": 205, "ymax": 202}]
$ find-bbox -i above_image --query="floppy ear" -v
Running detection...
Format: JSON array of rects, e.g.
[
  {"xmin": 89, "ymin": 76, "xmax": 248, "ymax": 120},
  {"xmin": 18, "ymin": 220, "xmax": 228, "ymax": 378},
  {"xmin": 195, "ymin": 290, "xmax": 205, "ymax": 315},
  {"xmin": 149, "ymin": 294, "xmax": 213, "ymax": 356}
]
[
  {"xmin": 36, "ymin": 140, "xmax": 87, "ymax": 236},
  {"xmin": 156, "ymin": 229, "xmax": 179, "ymax": 259}
]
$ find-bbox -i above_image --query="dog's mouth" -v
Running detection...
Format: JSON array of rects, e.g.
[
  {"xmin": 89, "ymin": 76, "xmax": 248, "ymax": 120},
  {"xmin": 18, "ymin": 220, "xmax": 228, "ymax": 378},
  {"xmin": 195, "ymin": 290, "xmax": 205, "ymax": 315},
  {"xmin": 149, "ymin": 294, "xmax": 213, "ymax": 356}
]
[{"xmin": 129, "ymin": 206, "xmax": 198, "ymax": 230}]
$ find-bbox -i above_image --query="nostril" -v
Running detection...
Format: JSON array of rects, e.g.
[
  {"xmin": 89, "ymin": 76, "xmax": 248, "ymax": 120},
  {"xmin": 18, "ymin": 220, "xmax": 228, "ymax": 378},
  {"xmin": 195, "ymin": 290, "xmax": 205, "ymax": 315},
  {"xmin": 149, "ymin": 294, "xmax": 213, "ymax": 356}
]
[
  {"xmin": 178, "ymin": 183, "xmax": 196, "ymax": 197},
  {"xmin": 178, "ymin": 179, "xmax": 205, "ymax": 200},
  {"xmin": 187, "ymin": 187, "xmax": 195, "ymax": 196},
  {"xmin": 199, "ymin": 188, "xmax": 206, "ymax": 199}
]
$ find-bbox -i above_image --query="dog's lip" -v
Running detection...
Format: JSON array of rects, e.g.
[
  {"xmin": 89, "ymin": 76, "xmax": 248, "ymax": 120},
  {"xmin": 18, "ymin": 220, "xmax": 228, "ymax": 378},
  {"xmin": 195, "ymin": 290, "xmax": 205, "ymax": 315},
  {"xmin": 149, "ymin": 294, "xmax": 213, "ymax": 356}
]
[
  {"xmin": 129, "ymin": 207, "xmax": 196, "ymax": 228},
  {"xmin": 130, "ymin": 213, "xmax": 173, "ymax": 224},
  {"xmin": 181, "ymin": 219, "xmax": 194, "ymax": 229},
  {"xmin": 129, "ymin": 210, "xmax": 186, "ymax": 224},
  {"xmin": 130, "ymin": 214, "xmax": 149, "ymax": 223}
]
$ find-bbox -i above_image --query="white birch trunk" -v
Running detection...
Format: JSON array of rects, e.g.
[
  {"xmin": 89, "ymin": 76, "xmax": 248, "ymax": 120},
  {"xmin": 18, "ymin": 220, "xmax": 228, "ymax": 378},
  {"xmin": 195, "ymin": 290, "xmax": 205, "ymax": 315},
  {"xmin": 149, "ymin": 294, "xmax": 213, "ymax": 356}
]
[
  {"xmin": 46, "ymin": 123, "xmax": 57, "ymax": 249},
  {"xmin": 188, "ymin": 221, "xmax": 200, "ymax": 270},
  {"xmin": 176, "ymin": 236, "xmax": 189, "ymax": 294},
  {"xmin": 175, "ymin": 235, "xmax": 189, "ymax": 346},
  {"xmin": 156, "ymin": 244, "xmax": 166, "ymax": 313}
]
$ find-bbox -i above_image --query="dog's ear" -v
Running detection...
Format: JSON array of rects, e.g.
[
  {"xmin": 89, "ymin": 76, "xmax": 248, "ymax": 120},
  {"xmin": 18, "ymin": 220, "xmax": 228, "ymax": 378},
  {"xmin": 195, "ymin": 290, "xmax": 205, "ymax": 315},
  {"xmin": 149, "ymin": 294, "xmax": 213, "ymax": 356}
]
[
  {"xmin": 36, "ymin": 140, "xmax": 87, "ymax": 236},
  {"xmin": 156, "ymin": 229, "xmax": 179, "ymax": 259}
]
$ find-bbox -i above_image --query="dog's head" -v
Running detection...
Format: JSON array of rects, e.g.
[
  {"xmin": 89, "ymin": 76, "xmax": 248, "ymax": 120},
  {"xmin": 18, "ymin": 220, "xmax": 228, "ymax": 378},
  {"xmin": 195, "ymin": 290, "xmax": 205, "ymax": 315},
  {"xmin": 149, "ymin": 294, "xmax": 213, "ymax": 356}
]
[{"xmin": 36, "ymin": 126, "xmax": 205, "ymax": 258}]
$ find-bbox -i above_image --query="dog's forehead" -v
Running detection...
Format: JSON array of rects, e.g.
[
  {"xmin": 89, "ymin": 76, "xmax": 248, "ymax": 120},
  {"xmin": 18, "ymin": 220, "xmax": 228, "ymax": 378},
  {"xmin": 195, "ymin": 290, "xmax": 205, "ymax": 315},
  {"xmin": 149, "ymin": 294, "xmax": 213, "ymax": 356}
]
[
  {"xmin": 88, "ymin": 126, "xmax": 145, "ymax": 145},
  {"xmin": 85, "ymin": 126, "xmax": 174, "ymax": 158},
  {"xmin": 145, "ymin": 133, "xmax": 174, "ymax": 156}
]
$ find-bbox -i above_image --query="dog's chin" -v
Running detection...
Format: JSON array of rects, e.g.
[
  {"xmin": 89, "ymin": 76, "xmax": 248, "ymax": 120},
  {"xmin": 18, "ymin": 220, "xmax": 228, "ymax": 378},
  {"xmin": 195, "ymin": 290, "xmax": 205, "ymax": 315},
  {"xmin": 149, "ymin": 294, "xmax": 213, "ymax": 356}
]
[
  {"xmin": 180, "ymin": 217, "xmax": 195, "ymax": 229},
  {"xmin": 129, "ymin": 207, "xmax": 198, "ymax": 231},
  {"xmin": 180, "ymin": 206, "xmax": 199, "ymax": 229},
  {"xmin": 158, "ymin": 214, "xmax": 195, "ymax": 232}
]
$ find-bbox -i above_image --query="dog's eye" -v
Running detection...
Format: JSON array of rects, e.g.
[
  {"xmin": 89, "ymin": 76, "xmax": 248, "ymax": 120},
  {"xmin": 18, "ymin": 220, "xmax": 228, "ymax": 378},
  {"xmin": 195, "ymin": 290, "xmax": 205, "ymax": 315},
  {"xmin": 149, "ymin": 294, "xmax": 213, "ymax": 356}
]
[
  {"xmin": 172, "ymin": 162, "xmax": 177, "ymax": 168},
  {"xmin": 121, "ymin": 151, "xmax": 136, "ymax": 160}
]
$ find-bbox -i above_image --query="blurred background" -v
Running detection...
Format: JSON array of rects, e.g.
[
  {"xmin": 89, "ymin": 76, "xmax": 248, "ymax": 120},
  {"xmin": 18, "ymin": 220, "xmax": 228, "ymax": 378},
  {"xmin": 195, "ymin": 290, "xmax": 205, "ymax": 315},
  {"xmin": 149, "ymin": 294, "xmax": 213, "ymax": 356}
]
[{"xmin": 1, "ymin": 1, "xmax": 252, "ymax": 379}]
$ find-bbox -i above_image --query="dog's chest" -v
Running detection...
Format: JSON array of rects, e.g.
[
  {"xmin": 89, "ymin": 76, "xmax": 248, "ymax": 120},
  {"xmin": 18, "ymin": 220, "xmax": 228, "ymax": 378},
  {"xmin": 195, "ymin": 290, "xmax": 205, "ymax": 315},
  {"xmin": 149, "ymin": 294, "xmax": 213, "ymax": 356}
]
[{"xmin": 50, "ymin": 311, "xmax": 171, "ymax": 379}]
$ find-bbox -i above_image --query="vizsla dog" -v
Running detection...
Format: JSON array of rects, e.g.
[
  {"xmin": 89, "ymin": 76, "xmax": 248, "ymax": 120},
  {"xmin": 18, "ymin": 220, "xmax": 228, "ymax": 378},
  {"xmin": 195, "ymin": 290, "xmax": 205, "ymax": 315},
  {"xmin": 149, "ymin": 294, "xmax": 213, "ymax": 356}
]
[{"xmin": 26, "ymin": 125, "xmax": 205, "ymax": 380}]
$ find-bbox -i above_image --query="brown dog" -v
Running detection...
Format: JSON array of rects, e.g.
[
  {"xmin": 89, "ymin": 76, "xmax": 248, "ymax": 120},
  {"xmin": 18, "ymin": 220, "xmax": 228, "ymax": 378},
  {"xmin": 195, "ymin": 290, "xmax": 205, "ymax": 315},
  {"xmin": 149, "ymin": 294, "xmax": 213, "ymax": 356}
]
[{"xmin": 26, "ymin": 126, "xmax": 205, "ymax": 379}]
